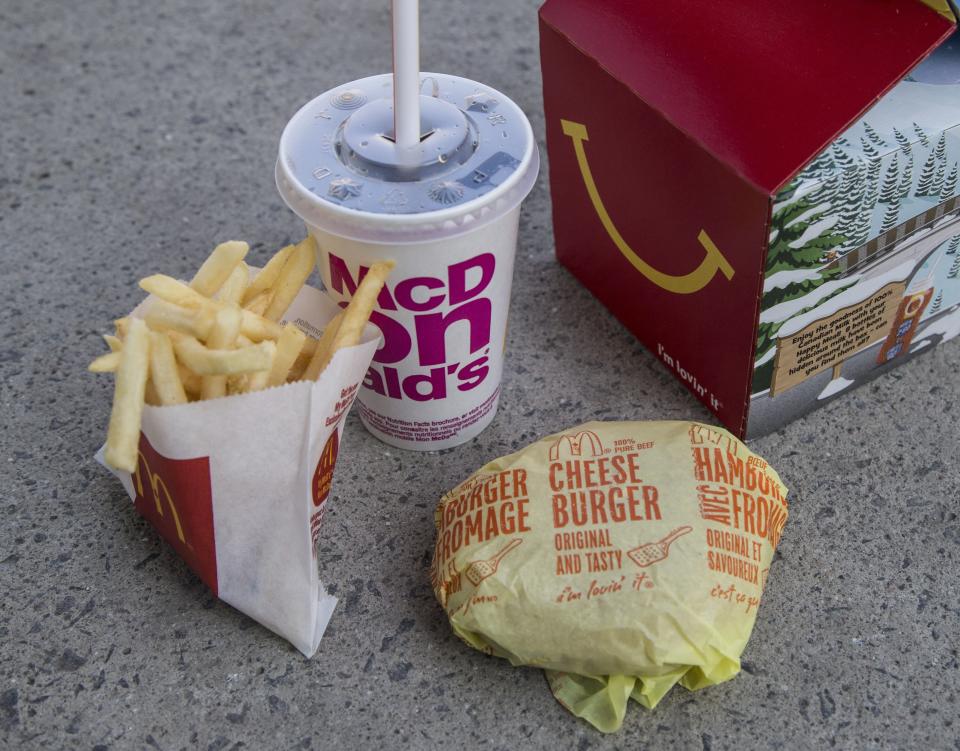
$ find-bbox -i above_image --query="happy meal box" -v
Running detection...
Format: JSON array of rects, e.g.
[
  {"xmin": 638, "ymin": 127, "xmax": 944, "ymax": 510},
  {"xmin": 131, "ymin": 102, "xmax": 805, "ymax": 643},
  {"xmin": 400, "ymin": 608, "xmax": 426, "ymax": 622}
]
[{"xmin": 540, "ymin": 0, "xmax": 959, "ymax": 437}]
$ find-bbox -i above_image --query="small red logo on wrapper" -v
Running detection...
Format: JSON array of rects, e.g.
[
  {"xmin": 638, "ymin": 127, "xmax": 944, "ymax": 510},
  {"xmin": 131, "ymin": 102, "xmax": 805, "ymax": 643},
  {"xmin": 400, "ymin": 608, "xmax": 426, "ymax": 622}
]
[
  {"xmin": 133, "ymin": 434, "xmax": 218, "ymax": 595},
  {"xmin": 313, "ymin": 432, "xmax": 340, "ymax": 507},
  {"xmin": 310, "ymin": 432, "xmax": 340, "ymax": 554}
]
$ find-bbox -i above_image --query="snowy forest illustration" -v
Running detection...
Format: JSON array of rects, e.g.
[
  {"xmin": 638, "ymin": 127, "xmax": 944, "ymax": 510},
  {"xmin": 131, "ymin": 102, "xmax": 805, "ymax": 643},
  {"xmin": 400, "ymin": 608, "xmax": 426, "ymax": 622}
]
[{"xmin": 752, "ymin": 70, "xmax": 960, "ymax": 395}]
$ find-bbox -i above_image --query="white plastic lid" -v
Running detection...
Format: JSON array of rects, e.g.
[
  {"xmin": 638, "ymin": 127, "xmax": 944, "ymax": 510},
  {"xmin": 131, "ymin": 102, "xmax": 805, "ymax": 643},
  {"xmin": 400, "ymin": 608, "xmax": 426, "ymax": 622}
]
[{"xmin": 276, "ymin": 73, "xmax": 539, "ymax": 245}]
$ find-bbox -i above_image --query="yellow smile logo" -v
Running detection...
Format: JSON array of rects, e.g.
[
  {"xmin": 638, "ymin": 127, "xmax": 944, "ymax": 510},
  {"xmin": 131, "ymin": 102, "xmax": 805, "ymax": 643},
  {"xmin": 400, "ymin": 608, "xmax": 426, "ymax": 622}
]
[
  {"xmin": 134, "ymin": 452, "xmax": 188, "ymax": 546},
  {"xmin": 562, "ymin": 120, "xmax": 735, "ymax": 294}
]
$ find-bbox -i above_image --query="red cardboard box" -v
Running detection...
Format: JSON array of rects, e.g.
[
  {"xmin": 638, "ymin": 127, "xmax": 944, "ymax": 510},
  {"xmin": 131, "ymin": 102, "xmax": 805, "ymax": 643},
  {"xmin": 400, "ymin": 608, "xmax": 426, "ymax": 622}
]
[{"xmin": 540, "ymin": 0, "xmax": 959, "ymax": 438}]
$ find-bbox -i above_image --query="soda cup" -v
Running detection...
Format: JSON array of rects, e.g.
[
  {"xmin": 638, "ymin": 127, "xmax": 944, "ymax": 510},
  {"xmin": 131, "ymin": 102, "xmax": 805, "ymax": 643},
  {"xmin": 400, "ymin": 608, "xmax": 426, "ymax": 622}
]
[{"xmin": 276, "ymin": 72, "xmax": 539, "ymax": 450}]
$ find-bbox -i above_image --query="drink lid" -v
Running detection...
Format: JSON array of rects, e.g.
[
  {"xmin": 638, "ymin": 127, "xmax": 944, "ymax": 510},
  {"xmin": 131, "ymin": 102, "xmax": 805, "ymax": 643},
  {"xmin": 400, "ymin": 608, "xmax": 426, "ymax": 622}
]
[{"xmin": 277, "ymin": 73, "xmax": 538, "ymax": 244}]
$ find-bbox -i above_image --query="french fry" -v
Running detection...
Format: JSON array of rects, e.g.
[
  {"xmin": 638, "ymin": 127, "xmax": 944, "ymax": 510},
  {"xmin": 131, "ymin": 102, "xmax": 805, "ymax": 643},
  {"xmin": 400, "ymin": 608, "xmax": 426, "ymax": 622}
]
[
  {"xmin": 303, "ymin": 312, "xmax": 344, "ymax": 381},
  {"xmin": 169, "ymin": 333, "xmax": 274, "ymax": 376},
  {"xmin": 243, "ymin": 341, "xmax": 277, "ymax": 393},
  {"xmin": 200, "ymin": 306, "xmax": 243, "ymax": 399},
  {"xmin": 287, "ymin": 337, "xmax": 317, "ymax": 379},
  {"xmin": 241, "ymin": 244, "xmax": 295, "ymax": 306},
  {"xmin": 104, "ymin": 318, "xmax": 150, "ymax": 473},
  {"xmin": 145, "ymin": 300, "xmax": 216, "ymax": 341},
  {"xmin": 178, "ymin": 364, "xmax": 202, "ymax": 399},
  {"xmin": 149, "ymin": 331, "xmax": 188, "ymax": 406},
  {"xmin": 330, "ymin": 260, "xmax": 394, "ymax": 352},
  {"xmin": 228, "ymin": 341, "xmax": 259, "ymax": 390},
  {"xmin": 89, "ymin": 352, "xmax": 121, "ymax": 373},
  {"xmin": 243, "ymin": 290, "xmax": 272, "ymax": 317},
  {"xmin": 227, "ymin": 374, "xmax": 248, "ymax": 395},
  {"xmin": 140, "ymin": 275, "xmax": 282, "ymax": 341},
  {"xmin": 288, "ymin": 349, "xmax": 312, "ymax": 382},
  {"xmin": 141, "ymin": 274, "xmax": 214, "ymax": 309},
  {"xmin": 266, "ymin": 324, "xmax": 308, "ymax": 387},
  {"xmin": 190, "ymin": 241, "xmax": 249, "ymax": 297},
  {"xmin": 264, "ymin": 237, "xmax": 316, "ymax": 322},
  {"xmin": 300, "ymin": 261, "xmax": 392, "ymax": 381},
  {"xmin": 94, "ymin": 239, "xmax": 390, "ymax": 463},
  {"xmin": 144, "ymin": 380, "xmax": 161, "ymax": 407},
  {"xmin": 245, "ymin": 371, "xmax": 271, "ymax": 393},
  {"xmin": 239, "ymin": 309, "xmax": 282, "ymax": 342},
  {"xmin": 216, "ymin": 262, "xmax": 250, "ymax": 305}
]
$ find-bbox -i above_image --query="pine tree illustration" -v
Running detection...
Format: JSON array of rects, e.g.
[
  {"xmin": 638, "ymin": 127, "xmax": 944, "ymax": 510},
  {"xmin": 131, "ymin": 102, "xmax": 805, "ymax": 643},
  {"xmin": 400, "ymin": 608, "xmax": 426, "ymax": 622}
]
[
  {"xmin": 899, "ymin": 146, "xmax": 915, "ymax": 199},
  {"xmin": 893, "ymin": 128, "xmax": 912, "ymax": 151},
  {"xmin": 864, "ymin": 122, "xmax": 887, "ymax": 148},
  {"xmin": 879, "ymin": 154, "xmax": 900, "ymax": 203},
  {"xmin": 932, "ymin": 161, "xmax": 947, "ymax": 198},
  {"xmin": 942, "ymin": 163, "xmax": 959, "ymax": 203},
  {"xmin": 881, "ymin": 196, "xmax": 901, "ymax": 234},
  {"xmin": 930, "ymin": 291, "xmax": 943, "ymax": 315},
  {"xmin": 856, "ymin": 158, "xmax": 882, "ymax": 243},
  {"xmin": 830, "ymin": 143, "xmax": 855, "ymax": 170},
  {"xmin": 917, "ymin": 150, "xmax": 939, "ymax": 196},
  {"xmin": 766, "ymin": 183, "xmax": 845, "ymax": 275},
  {"xmin": 861, "ymin": 137, "xmax": 880, "ymax": 160},
  {"xmin": 948, "ymin": 254, "xmax": 960, "ymax": 279},
  {"xmin": 811, "ymin": 173, "xmax": 841, "ymax": 206},
  {"xmin": 898, "ymin": 170, "xmax": 913, "ymax": 200},
  {"xmin": 913, "ymin": 122, "xmax": 930, "ymax": 148},
  {"xmin": 804, "ymin": 149, "xmax": 835, "ymax": 180},
  {"xmin": 851, "ymin": 206, "xmax": 872, "ymax": 247},
  {"xmin": 753, "ymin": 176, "xmax": 849, "ymax": 392},
  {"xmin": 843, "ymin": 162, "xmax": 874, "ymax": 248},
  {"xmin": 838, "ymin": 167, "xmax": 867, "ymax": 236},
  {"xmin": 934, "ymin": 132, "xmax": 947, "ymax": 162},
  {"xmin": 867, "ymin": 155, "xmax": 882, "ymax": 193},
  {"xmin": 948, "ymin": 235, "xmax": 960, "ymax": 255}
]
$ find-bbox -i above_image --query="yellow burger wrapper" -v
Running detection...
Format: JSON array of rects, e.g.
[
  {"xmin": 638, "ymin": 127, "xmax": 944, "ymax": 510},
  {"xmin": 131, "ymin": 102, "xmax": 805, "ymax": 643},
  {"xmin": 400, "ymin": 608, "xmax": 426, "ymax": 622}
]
[{"xmin": 430, "ymin": 421, "xmax": 789, "ymax": 732}]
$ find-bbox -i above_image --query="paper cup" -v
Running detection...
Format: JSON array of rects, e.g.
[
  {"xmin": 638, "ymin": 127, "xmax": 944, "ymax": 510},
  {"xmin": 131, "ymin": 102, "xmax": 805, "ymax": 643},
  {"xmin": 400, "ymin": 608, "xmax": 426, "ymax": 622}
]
[{"xmin": 277, "ymin": 73, "xmax": 539, "ymax": 450}]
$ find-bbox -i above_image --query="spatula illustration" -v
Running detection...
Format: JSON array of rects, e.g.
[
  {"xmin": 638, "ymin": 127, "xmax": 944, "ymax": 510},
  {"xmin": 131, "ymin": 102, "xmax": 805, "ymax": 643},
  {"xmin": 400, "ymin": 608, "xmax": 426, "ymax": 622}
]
[
  {"xmin": 465, "ymin": 538, "xmax": 523, "ymax": 586},
  {"xmin": 627, "ymin": 526, "xmax": 693, "ymax": 568}
]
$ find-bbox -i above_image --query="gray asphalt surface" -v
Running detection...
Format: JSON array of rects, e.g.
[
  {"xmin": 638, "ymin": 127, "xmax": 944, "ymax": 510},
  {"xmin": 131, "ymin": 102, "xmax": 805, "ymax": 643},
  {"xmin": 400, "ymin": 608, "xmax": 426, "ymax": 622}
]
[{"xmin": 2, "ymin": 1, "xmax": 959, "ymax": 749}]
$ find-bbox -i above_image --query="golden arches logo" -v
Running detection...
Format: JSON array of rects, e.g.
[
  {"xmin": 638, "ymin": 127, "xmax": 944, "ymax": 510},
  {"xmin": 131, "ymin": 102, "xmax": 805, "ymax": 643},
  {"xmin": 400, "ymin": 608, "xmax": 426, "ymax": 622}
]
[
  {"xmin": 134, "ymin": 453, "xmax": 187, "ymax": 545},
  {"xmin": 313, "ymin": 431, "xmax": 340, "ymax": 507},
  {"xmin": 549, "ymin": 430, "xmax": 605, "ymax": 461},
  {"xmin": 561, "ymin": 120, "xmax": 735, "ymax": 295}
]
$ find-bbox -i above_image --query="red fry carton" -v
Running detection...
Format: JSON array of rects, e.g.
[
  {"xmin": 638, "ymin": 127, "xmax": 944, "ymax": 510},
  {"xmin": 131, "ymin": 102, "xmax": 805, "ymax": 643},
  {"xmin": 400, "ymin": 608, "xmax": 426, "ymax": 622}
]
[
  {"xmin": 98, "ymin": 285, "xmax": 380, "ymax": 657},
  {"xmin": 540, "ymin": 0, "xmax": 960, "ymax": 438}
]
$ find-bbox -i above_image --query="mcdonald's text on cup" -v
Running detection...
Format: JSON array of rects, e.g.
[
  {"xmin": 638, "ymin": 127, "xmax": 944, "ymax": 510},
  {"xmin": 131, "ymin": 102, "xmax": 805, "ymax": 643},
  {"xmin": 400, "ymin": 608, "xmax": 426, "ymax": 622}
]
[{"xmin": 327, "ymin": 251, "xmax": 495, "ymax": 403}]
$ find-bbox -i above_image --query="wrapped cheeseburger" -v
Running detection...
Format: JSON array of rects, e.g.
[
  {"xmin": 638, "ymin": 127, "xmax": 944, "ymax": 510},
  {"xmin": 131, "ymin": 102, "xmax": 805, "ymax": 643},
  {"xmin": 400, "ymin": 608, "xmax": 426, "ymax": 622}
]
[{"xmin": 431, "ymin": 421, "xmax": 789, "ymax": 732}]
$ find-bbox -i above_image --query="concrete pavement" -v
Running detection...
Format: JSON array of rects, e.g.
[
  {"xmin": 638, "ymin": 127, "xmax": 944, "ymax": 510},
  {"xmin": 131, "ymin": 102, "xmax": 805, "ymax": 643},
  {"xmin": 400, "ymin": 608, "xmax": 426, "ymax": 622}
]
[{"xmin": 1, "ymin": 0, "xmax": 959, "ymax": 748}]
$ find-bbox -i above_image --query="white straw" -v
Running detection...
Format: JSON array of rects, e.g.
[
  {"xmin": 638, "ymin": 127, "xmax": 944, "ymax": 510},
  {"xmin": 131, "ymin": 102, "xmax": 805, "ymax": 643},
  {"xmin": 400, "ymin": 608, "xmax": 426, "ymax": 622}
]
[{"xmin": 392, "ymin": 0, "xmax": 421, "ymax": 151}]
